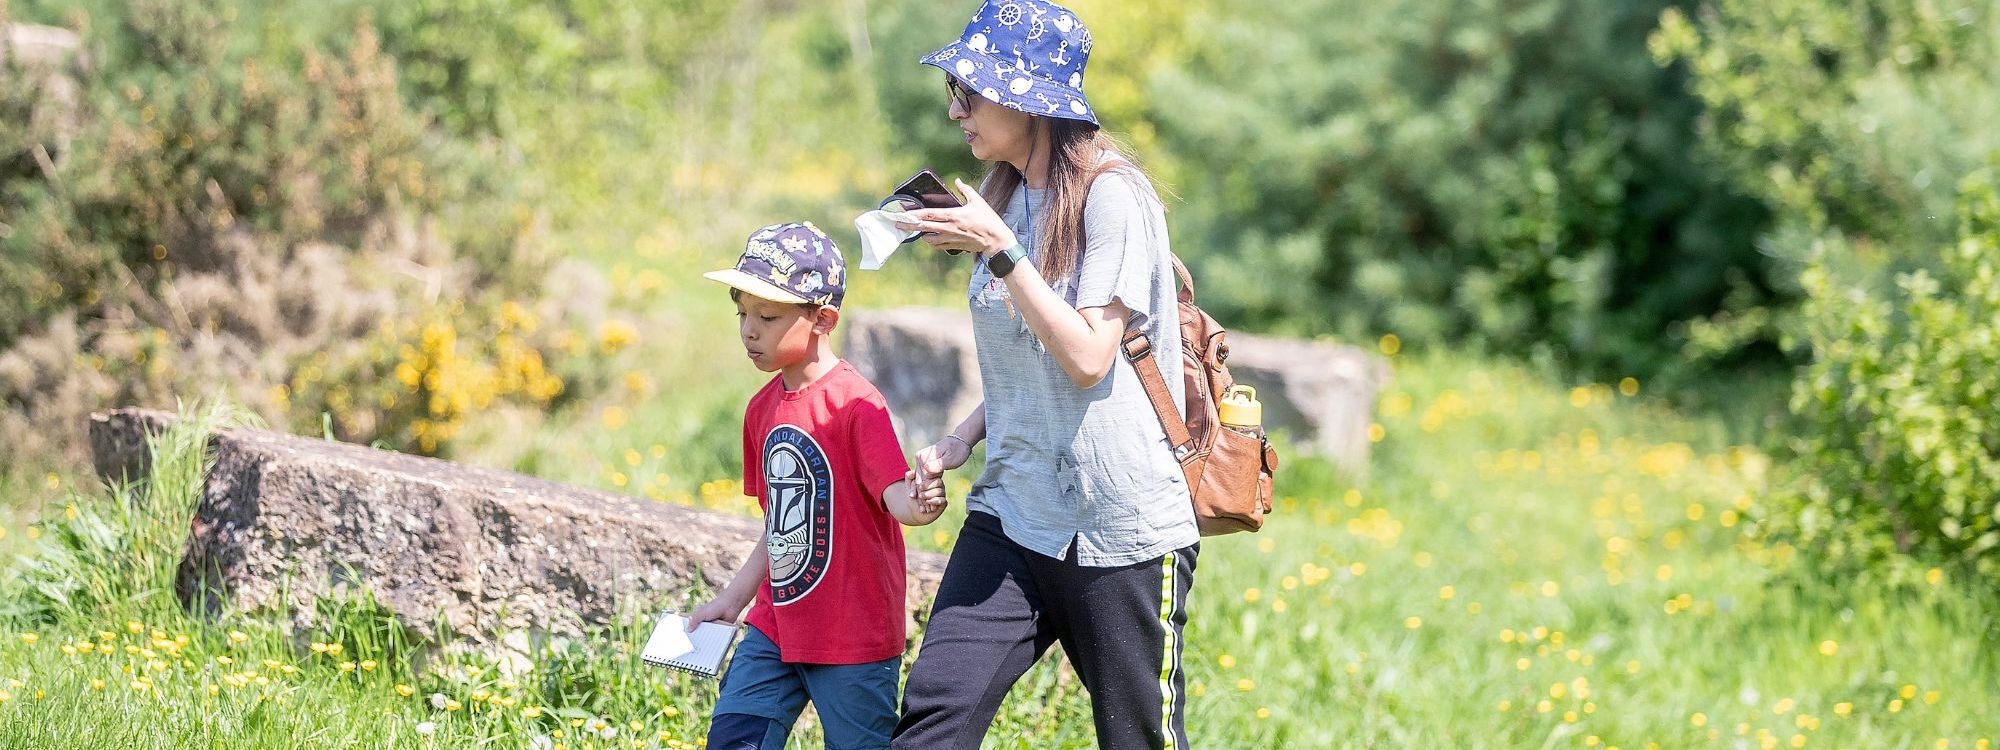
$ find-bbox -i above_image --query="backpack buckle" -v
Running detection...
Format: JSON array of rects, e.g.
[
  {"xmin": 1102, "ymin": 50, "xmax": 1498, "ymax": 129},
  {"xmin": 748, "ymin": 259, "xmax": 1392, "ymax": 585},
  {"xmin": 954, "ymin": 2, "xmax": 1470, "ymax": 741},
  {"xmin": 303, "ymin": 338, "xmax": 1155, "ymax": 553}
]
[{"xmin": 1123, "ymin": 335, "xmax": 1152, "ymax": 363}]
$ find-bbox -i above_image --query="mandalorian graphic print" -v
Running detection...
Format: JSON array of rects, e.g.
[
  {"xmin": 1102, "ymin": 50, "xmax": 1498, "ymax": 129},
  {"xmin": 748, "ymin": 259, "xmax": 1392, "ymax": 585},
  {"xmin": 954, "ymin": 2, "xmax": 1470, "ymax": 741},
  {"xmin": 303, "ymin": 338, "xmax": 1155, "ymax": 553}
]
[{"xmin": 762, "ymin": 424, "xmax": 834, "ymax": 604}]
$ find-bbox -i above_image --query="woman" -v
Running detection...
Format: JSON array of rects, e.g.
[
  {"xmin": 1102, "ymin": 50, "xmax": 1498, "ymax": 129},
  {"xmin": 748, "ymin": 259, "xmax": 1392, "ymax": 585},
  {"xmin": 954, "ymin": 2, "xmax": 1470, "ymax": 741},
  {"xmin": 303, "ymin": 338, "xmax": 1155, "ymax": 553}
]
[{"xmin": 893, "ymin": 2, "xmax": 1198, "ymax": 749}]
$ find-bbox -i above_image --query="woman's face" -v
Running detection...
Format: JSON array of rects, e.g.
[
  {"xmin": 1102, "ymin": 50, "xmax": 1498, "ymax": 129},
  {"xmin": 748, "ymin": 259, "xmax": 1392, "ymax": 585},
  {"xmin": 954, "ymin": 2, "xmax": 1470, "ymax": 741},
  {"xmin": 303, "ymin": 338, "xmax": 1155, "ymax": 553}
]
[{"xmin": 950, "ymin": 79, "xmax": 1035, "ymax": 165}]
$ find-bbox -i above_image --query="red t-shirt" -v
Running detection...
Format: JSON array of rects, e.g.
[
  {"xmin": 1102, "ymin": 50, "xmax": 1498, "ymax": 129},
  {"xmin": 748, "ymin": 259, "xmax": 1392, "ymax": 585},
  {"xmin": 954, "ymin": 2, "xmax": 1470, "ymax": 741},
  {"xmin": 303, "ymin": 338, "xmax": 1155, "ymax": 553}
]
[{"xmin": 741, "ymin": 360, "xmax": 911, "ymax": 664}]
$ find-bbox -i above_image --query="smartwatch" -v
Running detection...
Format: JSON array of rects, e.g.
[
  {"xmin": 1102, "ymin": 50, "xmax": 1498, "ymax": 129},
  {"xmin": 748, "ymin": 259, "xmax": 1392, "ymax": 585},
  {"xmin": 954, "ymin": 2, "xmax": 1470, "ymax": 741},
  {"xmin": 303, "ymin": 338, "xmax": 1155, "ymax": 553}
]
[{"xmin": 986, "ymin": 243, "xmax": 1029, "ymax": 279}]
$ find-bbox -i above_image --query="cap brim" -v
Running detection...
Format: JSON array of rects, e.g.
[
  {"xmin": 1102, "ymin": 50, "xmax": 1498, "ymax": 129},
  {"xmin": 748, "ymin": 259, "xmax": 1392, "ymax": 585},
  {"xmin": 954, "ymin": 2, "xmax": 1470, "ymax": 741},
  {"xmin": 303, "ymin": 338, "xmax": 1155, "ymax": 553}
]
[{"xmin": 703, "ymin": 269, "xmax": 812, "ymax": 305}]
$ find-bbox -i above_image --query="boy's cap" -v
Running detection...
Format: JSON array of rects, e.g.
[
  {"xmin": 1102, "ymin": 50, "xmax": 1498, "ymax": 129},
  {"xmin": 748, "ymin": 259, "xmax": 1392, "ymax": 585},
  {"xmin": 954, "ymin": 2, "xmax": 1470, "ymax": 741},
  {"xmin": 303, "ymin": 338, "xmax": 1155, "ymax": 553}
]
[{"xmin": 704, "ymin": 222, "xmax": 847, "ymax": 308}]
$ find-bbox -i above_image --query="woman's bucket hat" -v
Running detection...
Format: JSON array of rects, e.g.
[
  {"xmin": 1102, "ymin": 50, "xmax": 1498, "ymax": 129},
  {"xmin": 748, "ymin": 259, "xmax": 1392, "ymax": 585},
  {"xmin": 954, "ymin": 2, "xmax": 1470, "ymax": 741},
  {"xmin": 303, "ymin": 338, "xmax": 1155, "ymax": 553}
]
[{"xmin": 920, "ymin": 0, "xmax": 1099, "ymax": 127}]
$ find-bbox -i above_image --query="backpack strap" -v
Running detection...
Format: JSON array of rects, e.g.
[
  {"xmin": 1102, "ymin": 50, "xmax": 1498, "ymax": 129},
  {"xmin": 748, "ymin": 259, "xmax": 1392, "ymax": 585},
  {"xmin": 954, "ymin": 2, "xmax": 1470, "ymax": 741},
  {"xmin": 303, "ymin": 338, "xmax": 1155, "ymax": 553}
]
[{"xmin": 1123, "ymin": 331, "xmax": 1198, "ymax": 463}]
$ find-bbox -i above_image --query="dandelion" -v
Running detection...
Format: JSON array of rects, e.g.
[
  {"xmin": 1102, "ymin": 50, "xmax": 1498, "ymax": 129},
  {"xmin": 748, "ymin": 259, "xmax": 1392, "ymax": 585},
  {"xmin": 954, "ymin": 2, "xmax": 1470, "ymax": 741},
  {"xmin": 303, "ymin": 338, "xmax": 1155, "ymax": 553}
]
[
  {"xmin": 1692, "ymin": 712, "xmax": 1708, "ymax": 727},
  {"xmin": 1243, "ymin": 588, "xmax": 1261, "ymax": 604},
  {"xmin": 415, "ymin": 722, "xmax": 436, "ymax": 736},
  {"xmin": 397, "ymin": 684, "xmax": 415, "ymax": 697},
  {"xmin": 1256, "ymin": 707, "xmax": 1272, "ymax": 719},
  {"xmin": 1924, "ymin": 690, "xmax": 1940, "ymax": 705},
  {"xmin": 523, "ymin": 706, "xmax": 544, "ymax": 718},
  {"xmin": 1833, "ymin": 702, "xmax": 1852, "ymax": 716},
  {"xmin": 1926, "ymin": 568, "xmax": 1944, "ymax": 586},
  {"xmin": 339, "ymin": 661, "xmax": 357, "ymax": 672},
  {"xmin": 1438, "ymin": 585, "xmax": 1455, "ymax": 600},
  {"xmin": 1403, "ymin": 616, "xmax": 1422, "ymax": 629},
  {"xmin": 1818, "ymin": 640, "xmax": 1837, "ymax": 656},
  {"xmin": 1218, "ymin": 654, "xmax": 1236, "ymax": 669},
  {"xmin": 431, "ymin": 692, "xmax": 448, "ymax": 709},
  {"xmin": 361, "ymin": 660, "xmax": 377, "ymax": 672},
  {"xmin": 215, "ymin": 656, "xmax": 233, "ymax": 666},
  {"xmin": 1236, "ymin": 678, "xmax": 1255, "ymax": 692},
  {"xmin": 19, "ymin": 633, "xmax": 37, "ymax": 644}
]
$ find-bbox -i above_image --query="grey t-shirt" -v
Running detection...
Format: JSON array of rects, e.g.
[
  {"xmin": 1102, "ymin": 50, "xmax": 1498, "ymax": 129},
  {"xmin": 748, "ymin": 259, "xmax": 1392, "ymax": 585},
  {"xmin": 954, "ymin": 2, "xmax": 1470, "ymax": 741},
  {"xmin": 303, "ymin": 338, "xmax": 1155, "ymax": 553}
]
[{"xmin": 963, "ymin": 165, "xmax": 1198, "ymax": 566}]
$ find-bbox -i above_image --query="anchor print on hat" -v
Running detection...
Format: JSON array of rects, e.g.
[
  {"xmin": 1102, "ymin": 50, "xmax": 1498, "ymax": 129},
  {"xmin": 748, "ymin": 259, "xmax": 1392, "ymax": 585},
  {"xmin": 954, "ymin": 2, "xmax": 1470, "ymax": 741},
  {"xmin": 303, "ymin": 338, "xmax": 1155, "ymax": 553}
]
[{"xmin": 920, "ymin": 0, "xmax": 1099, "ymax": 126}]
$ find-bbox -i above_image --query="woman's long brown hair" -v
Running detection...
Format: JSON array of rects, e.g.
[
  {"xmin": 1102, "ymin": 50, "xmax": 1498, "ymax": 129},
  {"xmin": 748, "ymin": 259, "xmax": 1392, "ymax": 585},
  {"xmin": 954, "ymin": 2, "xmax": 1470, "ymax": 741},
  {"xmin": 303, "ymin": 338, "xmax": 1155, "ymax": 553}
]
[{"xmin": 977, "ymin": 118, "xmax": 1166, "ymax": 284}]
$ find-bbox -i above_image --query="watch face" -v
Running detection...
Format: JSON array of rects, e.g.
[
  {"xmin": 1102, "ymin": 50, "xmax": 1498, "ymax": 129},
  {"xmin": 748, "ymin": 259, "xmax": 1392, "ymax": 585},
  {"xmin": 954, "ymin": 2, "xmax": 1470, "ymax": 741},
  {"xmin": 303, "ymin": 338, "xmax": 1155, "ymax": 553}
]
[{"xmin": 987, "ymin": 246, "xmax": 1020, "ymax": 277}]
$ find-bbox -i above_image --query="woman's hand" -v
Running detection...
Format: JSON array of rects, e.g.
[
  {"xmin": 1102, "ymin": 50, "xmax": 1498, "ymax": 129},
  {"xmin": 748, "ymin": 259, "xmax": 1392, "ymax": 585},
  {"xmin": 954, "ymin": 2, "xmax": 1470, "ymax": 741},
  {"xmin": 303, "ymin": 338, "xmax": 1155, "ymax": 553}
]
[
  {"xmin": 895, "ymin": 178, "xmax": 1017, "ymax": 258},
  {"xmin": 906, "ymin": 434, "xmax": 974, "ymax": 506}
]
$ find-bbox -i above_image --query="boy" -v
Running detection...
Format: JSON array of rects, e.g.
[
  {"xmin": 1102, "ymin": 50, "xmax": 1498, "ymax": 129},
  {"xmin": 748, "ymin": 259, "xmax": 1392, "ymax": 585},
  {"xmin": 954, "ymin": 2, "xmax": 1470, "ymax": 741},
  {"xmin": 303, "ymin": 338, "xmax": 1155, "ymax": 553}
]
[{"xmin": 690, "ymin": 221, "xmax": 946, "ymax": 750}]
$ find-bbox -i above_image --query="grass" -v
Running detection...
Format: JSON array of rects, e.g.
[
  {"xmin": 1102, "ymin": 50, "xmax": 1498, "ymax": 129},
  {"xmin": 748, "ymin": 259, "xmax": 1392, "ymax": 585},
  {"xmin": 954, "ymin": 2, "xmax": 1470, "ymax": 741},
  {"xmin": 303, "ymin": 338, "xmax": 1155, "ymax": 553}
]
[
  {"xmin": 2, "ymin": 350, "xmax": 1996, "ymax": 749},
  {"xmin": 1, "ymin": 3, "xmax": 1994, "ymax": 746}
]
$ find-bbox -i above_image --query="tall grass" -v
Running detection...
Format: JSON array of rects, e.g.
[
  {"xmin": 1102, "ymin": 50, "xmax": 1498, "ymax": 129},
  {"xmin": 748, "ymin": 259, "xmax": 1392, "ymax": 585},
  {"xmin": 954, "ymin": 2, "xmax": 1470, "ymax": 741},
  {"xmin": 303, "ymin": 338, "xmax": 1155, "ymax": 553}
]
[{"xmin": 2, "ymin": 357, "xmax": 1995, "ymax": 749}]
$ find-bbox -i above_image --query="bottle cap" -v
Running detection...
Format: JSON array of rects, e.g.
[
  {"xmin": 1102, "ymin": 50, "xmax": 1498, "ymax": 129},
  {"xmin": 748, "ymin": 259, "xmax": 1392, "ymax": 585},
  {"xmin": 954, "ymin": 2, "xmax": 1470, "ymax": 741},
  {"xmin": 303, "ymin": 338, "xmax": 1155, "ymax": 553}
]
[{"xmin": 1218, "ymin": 385, "xmax": 1262, "ymax": 428}]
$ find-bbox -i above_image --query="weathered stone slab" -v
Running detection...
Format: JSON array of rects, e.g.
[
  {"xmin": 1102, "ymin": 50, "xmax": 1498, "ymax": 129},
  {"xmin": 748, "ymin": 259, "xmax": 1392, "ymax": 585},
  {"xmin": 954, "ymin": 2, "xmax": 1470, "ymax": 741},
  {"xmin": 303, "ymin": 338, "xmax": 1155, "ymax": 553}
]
[
  {"xmin": 90, "ymin": 409, "xmax": 947, "ymax": 640},
  {"xmin": 841, "ymin": 307, "xmax": 984, "ymax": 450},
  {"xmin": 844, "ymin": 308, "xmax": 1389, "ymax": 471}
]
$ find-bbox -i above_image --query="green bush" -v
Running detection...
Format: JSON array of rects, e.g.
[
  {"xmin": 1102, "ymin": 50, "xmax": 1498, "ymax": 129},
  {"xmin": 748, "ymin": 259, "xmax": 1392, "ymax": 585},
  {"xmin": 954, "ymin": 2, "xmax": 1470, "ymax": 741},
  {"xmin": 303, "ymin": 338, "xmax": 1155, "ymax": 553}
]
[
  {"xmin": 1772, "ymin": 172, "xmax": 2000, "ymax": 581},
  {"xmin": 1659, "ymin": 0, "xmax": 2000, "ymax": 581},
  {"xmin": 0, "ymin": 0, "xmax": 623, "ymax": 462}
]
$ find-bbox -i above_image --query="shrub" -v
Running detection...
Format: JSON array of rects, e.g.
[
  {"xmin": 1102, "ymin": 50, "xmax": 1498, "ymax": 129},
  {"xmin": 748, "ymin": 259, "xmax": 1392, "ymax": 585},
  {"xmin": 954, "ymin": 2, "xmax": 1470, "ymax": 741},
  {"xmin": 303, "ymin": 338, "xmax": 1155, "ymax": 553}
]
[
  {"xmin": 0, "ymin": 0, "xmax": 626, "ymax": 462},
  {"xmin": 1767, "ymin": 172, "xmax": 2000, "ymax": 581}
]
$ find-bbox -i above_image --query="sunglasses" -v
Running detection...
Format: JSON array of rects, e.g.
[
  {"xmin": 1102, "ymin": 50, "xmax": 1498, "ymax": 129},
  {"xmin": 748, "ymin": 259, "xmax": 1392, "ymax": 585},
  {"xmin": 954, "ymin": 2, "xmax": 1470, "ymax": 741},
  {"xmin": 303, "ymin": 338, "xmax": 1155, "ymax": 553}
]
[{"xmin": 945, "ymin": 75, "xmax": 974, "ymax": 110}]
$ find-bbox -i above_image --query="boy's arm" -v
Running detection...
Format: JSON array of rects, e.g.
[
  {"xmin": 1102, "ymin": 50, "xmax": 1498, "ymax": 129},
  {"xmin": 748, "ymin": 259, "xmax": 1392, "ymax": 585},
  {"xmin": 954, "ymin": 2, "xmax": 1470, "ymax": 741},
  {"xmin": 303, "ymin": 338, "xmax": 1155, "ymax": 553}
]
[
  {"xmin": 687, "ymin": 535, "xmax": 768, "ymax": 630},
  {"xmin": 883, "ymin": 478, "xmax": 944, "ymax": 526}
]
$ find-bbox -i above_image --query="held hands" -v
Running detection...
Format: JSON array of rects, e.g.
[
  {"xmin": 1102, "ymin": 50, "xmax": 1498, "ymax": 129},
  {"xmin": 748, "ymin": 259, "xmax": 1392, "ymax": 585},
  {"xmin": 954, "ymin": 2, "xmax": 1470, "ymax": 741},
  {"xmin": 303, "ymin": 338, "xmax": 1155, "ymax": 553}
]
[
  {"xmin": 894, "ymin": 178, "xmax": 1017, "ymax": 258},
  {"xmin": 904, "ymin": 434, "xmax": 975, "ymax": 515}
]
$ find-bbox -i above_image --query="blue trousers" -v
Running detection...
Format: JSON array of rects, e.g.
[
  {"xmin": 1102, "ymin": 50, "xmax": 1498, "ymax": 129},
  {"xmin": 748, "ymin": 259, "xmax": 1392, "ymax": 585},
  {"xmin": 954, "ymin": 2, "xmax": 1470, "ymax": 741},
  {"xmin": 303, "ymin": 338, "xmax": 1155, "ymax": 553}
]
[{"xmin": 707, "ymin": 625, "xmax": 900, "ymax": 750}]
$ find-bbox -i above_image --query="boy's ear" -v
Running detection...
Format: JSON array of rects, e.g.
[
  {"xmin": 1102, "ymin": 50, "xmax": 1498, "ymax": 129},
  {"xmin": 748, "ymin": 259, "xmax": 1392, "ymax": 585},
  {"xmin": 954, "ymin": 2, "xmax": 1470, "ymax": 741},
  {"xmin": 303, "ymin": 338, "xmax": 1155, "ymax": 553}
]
[{"xmin": 812, "ymin": 305, "xmax": 840, "ymax": 336}]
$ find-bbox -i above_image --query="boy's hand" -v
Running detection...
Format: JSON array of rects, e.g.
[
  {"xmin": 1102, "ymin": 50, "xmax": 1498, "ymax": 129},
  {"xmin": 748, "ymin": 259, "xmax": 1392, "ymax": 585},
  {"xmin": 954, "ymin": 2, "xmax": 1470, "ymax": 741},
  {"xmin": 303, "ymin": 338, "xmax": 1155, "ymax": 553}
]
[
  {"xmin": 905, "ymin": 471, "xmax": 949, "ymax": 515},
  {"xmin": 686, "ymin": 596, "xmax": 745, "ymax": 632}
]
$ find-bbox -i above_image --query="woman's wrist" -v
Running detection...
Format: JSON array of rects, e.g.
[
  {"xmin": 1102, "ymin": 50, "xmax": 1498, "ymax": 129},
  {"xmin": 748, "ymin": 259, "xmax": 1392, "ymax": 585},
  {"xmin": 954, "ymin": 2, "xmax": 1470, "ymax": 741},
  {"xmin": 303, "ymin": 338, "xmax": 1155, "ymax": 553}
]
[{"xmin": 979, "ymin": 230, "xmax": 1018, "ymax": 259}]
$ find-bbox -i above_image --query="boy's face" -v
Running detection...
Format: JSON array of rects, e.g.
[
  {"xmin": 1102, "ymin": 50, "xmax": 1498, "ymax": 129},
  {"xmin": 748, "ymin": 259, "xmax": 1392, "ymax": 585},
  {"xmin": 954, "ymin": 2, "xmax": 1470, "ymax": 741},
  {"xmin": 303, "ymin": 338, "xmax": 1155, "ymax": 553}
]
[{"xmin": 734, "ymin": 293, "xmax": 834, "ymax": 372}]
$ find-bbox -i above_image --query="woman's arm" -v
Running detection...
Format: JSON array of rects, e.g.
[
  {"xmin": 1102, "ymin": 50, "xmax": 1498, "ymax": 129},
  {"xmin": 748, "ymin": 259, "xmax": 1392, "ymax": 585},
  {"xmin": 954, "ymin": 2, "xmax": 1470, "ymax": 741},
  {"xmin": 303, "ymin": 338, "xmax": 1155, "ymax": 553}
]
[
  {"xmin": 998, "ymin": 263, "xmax": 1129, "ymax": 389},
  {"xmin": 905, "ymin": 179, "xmax": 1129, "ymax": 389}
]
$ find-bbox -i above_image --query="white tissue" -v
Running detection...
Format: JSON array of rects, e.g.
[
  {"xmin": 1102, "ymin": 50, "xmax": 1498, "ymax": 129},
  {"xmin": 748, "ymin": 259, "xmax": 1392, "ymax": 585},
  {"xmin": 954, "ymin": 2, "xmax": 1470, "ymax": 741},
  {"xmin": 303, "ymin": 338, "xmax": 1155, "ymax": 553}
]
[{"xmin": 854, "ymin": 208, "xmax": 921, "ymax": 271}]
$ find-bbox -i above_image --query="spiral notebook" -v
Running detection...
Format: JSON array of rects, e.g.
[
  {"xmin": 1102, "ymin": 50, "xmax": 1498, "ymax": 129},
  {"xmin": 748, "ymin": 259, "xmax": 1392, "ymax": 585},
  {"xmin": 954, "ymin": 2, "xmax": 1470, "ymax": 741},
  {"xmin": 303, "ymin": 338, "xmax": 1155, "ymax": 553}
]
[{"xmin": 640, "ymin": 613, "xmax": 740, "ymax": 678}]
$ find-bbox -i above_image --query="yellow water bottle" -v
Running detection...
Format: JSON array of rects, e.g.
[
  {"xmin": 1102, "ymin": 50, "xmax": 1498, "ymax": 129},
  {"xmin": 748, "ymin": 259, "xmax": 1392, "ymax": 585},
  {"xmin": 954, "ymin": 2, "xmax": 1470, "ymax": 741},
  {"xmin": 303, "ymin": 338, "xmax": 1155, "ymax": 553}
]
[{"xmin": 1217, "ymin": 385, "xmax": 1264, "ymax": 437}]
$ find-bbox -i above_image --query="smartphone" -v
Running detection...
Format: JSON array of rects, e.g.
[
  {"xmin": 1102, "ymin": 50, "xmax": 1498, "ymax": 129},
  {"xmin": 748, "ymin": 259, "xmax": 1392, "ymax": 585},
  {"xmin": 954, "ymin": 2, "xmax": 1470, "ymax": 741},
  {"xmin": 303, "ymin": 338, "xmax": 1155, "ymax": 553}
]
[
  {"xmin": 884, "ymin": 169, "xmax": 969, "ymax": 253},
  {"xmin": 886, "ymin": 169, "xmax": 963, "ymax": 211}
]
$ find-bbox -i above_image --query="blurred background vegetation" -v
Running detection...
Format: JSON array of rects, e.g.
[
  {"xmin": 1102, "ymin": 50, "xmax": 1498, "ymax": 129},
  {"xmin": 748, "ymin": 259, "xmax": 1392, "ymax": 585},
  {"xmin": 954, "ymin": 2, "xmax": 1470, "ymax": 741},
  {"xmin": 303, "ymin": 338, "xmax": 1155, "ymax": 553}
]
[{"xmin": 0, "ymin": 0, "xmax": 1996, "ymax": 706}]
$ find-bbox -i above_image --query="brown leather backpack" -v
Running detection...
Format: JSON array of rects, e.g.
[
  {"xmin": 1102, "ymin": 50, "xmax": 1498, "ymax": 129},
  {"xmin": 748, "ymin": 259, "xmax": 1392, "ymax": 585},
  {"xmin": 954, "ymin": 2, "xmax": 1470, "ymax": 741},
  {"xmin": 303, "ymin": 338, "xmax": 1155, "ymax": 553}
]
[
  {"xmin": 1083, "ymin": 161, "xmax": 1279, "ymax": 535},
  {"xmin": 1119, "ymin": 257, "xmax": 1280, "ymax": 535}
]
